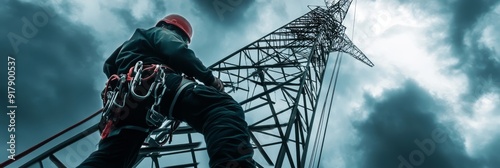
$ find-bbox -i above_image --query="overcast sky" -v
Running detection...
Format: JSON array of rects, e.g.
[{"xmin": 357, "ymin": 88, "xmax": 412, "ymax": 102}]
[{"xmin": 1, "ymin": 0, "xmax": 499, "ymax": 168}]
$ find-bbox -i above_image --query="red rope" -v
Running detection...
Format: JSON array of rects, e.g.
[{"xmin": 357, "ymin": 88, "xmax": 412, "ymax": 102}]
[
  {"xmin": 126, "ymin": 64, "xmax": 174, "ymax": 82},
  {"xmin": 100, "ymin": 120, "xmax": 114, "ymax": 139},
  {"xmin": 0, "ymin": 109, "xmax": 102, "ymax": 167}
]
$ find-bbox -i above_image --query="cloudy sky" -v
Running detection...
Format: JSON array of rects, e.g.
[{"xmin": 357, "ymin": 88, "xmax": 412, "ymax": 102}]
[{"xmin": 1, "ymin": 0, "xmax": 499, "ymax": 167}]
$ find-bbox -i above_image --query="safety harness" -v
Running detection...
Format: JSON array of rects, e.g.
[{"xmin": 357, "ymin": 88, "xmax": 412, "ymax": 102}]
[{"xmin": 100, "ymin": 61, "xmax": 195, "ymax": 145}]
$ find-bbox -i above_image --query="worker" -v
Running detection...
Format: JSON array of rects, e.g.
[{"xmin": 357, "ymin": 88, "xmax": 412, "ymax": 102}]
[{"xmin": 78, "ymin": 14, "xmax": 254, "ymax": 168}]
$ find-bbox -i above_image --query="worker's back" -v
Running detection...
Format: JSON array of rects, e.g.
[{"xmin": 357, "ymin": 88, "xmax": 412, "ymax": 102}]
[
  {"xmin": 103, "ymin": 26, "xmax": 215, "ymax": 85},
  {"xmin": 103, "ymin": 27, "xmax": 183, "ymax": 78}
]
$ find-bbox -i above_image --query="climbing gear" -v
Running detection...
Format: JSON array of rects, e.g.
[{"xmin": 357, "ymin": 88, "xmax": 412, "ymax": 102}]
[
  {"xmin": 100, "ymin": 73, "xmax": 128, "ymax": 139},
  {"xmin": 156, "ymin": 14, "xmax": 193, "ymax": 42},
  {"xmin": 148, "ymin": 120, "xmax": 182, "ymax": 146},
  {"xmin": 99, "ymin": 60, "xmax": 186, "ymax": 140}
]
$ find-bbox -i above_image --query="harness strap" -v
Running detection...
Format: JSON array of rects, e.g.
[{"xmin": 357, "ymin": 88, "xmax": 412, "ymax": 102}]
[{"xmin": 168, "ymin": 78, "xmax": 196, "ymax": 119}]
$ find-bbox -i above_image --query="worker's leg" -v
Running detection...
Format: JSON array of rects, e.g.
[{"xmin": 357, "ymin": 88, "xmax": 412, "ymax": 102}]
[
  {"xmin": 173, "ymin": 84, "xmax": 254, "ymax": 168},
  {"xmin": 77, "ymin": 129, "xmax": 148, "ymax": 168},
  {"xmin": 79, "ymin": 92, "xmax": 154, "ymax": 167}
]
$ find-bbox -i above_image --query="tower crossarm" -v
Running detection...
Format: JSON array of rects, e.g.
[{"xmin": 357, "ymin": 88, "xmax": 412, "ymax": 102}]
[
  {"xmin": 310, "ymin": 6, "xmax": 375, "ymax": 67},
  {"xmin": 331, "ymin": 33, "xmax": 374, "ymax": 67}
]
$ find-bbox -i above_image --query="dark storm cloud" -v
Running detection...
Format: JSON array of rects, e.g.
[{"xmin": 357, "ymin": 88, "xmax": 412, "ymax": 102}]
[
  {"xmin": 191, "ymin": 0, "xmax": 257, "ymax": 24},
  {"xmin": 354, "ymin": 80, "xmax": 480, "ymax": 168},
  {"xmin": 111, "ymin": 0, "xmax": 259, "ymax": 30},
  {"xmin": 444, "ymin": 0, "xmax": 500, "ymax": 100},
  {"xmin": 448, "ymin": 0, "xmax": 496, "ymax": 54},
  {"xmin": 110, "ymin": 1, "xmax": 168, "ymax": 31},
  {"xmin": 0, "ymin": 0, "xmax": 102, "ymax": 160},
  {"xmin": 112, "ymin": 9, "xmax": 157, "ymax": 31}
]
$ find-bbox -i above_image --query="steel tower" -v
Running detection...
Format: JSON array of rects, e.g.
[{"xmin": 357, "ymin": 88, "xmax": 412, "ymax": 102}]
[
  {"xmin": 207, "ymin": 1, "xmax": 373, "ymax": 167},
  {"xmin": 3, "ymin": 0, "xmax": 373, "ymax": 167}
]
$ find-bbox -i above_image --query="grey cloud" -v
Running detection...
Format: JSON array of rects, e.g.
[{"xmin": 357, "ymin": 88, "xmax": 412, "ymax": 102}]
[
  {"xmin": 447, "ymin": 0, "xmax": 498, "ymax": 56},
  {"xmin": 444, "ymin": 0, "xmax": 500, "ymax": 100},
  {"xmin": 109, "ymin": 0, "xmax": 259, "ymax": 31},
  {"xmin": 111, "ymin": 8, "xmax": 156, "ymax": 31},
  {"xmin": 354, "ymin": 80, "xmax": 480, "ymax": 168},
  {"xmin": 191, "ymin": 0, "xmax": 257, "ymax": 24},
  {"xmin": 479, "ymin": 136, "xmax": 500, "ymax": 167},
  {"xmin": 110, "ymin": 1, "xmax": 168, "ymax": 31},
  {"xmin": 395, "ymin": 0, "xmax": 500, "ymax": 100},
  {"xmin": 188, "ymin": 0, "xmax": 262, "ymax": 58}
]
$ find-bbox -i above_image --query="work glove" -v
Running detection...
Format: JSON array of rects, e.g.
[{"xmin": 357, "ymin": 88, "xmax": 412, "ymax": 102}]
[{"xmin": 211, "ymin": 77, "xmax": 224, "ymax": 92}]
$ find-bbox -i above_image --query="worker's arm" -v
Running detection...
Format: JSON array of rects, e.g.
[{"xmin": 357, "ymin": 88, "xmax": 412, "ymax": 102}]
[{"xmin": 149, "ymin": 28, "xmax": 216, "ymax": 86}]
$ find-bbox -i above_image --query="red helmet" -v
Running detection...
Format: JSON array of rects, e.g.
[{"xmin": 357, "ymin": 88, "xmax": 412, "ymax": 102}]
[{"xmin": 157, "ymin": 14, "xmax": 193, "ymax": 43}]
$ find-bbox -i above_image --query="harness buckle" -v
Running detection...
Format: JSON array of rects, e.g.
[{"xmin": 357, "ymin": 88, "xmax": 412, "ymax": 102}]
[{"xmin": 146, "ymin": 108, "xmax": 165, "ymax": 127}]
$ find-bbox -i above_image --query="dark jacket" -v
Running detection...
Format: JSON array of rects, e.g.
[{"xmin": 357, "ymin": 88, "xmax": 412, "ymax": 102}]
[{"xmin": 103, "ymin": 27, "xmax": 215, "ymax": 85}]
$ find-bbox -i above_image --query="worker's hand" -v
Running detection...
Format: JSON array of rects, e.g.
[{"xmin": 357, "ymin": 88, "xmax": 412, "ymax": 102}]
[{"xmin": 211, "ymin": 77, "xmax": 224, "ymax": 92}]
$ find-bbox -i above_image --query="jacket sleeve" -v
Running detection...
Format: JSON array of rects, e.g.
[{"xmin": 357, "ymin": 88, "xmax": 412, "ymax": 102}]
[{"xmin": 149, "ymin": 28, "xmax": 215, "ymax": 85}]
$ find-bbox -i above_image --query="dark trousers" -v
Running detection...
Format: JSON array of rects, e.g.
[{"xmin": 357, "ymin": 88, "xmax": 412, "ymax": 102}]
[{"xmin": 78, "ymin": 74, "xmax": 254, "ymax": 168}]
